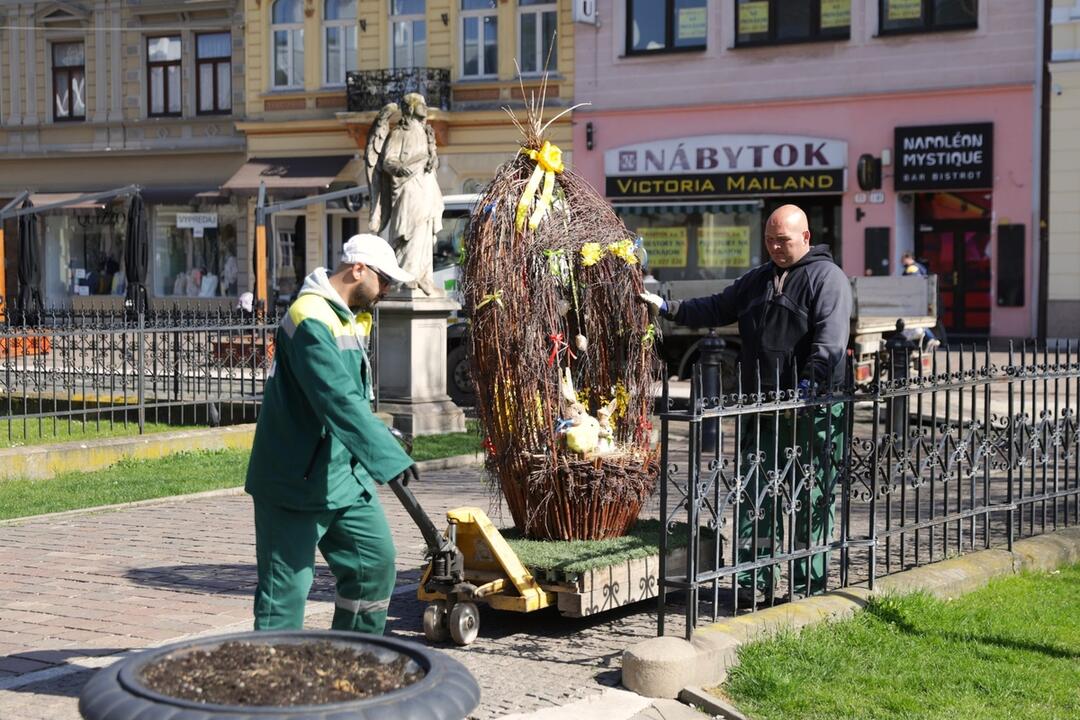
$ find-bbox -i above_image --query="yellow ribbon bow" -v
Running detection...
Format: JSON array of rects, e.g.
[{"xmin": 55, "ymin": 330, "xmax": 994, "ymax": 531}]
[{"xmin": 515, "ymin": 141, "xmax": 565, "ymax": 232}]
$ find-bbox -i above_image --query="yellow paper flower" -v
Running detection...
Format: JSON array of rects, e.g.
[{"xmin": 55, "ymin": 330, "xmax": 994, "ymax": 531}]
[
  {"xmin": 580, "ymin": 242, "xmax": 605, "ymax": 267},
  {"xmin": 607, "ymin": 239, "xmax": 639, "ymax": 265},
  {"xmin": 535, "ymin": 141, "xmax": 565, "ymax": 174}
]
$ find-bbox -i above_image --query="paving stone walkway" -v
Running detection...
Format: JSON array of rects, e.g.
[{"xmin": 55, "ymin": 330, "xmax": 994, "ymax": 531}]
[{"xmin": 0, "ymin": 465, "xmax": 692, "ymax": 720}]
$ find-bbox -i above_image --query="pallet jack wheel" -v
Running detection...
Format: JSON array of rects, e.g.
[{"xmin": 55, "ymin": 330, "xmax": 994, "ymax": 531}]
[
  {"xmin": 448, "ymin": 601, "xmax": 480, "ymax": 646},
  {"xmin": 422, "ymin": 601, "xmax": 450, "ymax": 642}
]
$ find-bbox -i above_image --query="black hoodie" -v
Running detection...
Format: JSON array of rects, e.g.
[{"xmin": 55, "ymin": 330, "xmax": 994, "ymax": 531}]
[{"xmin": 665, "ymin": 245, "xmax": 852, "ymax": 393}]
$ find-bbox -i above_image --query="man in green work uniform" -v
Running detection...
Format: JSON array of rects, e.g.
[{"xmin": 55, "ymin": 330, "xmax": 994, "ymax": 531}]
[
  {"xmin": 639, "ymin": 205, "xmax": 851, "ymax": 602},
  {"xmin": 246, "ymin": 234, "xmax": 418, "ymax": 634}
]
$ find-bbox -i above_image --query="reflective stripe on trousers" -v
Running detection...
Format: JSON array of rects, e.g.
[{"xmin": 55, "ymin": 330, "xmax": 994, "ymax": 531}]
[{"xmin": 334, "ymin": 593, "xmax": 392, "ymax": 615}]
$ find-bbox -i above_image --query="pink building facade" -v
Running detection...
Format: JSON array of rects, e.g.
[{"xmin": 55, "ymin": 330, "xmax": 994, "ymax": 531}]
[{"xmin": 572, "ymin": 1, "xmax": 1038, "ymax": 338}]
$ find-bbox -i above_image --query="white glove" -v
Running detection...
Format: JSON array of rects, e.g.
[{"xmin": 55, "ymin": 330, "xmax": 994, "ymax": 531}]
[{"xmin": 637, "ymin": 292, "xmax": 666, "ymax": 319}]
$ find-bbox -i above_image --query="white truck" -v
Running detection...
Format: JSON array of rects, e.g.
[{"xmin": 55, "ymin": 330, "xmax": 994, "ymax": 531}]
[{"xmin": 433, "ymin": 194, "xmax": 477, "ymax": 405}]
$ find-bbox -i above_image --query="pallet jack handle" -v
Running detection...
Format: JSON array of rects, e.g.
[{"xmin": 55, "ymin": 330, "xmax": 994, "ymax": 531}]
[{"xmin": 386, "ymin": 475, "xmax": 454, "ymax": 555}]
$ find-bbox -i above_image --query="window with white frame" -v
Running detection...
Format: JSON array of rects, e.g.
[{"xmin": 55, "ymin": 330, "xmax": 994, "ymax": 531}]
[
  {"xmin": 391, "ymin": 0, "xmax": 427, "ymax": 69},
  {"xmin": 324, "ymin": 0, "xmax": 357, "ymax": 85},
  {"xmin": 52, "ymin": 41, "xmax": 86, "ymax": 121},
  {"xmin": 196, "ymin": 33, "xmax": 232, "ymax": 114},
  {"xmin": 147, "ymin": 35, "xmax": 182, "ymax": 117},
  {"xmin": 519, "ymin": 0, "xmax": 556, "ymax": 75},
  {"xmin": 461, "ymin": 0, "xmax": 497, "ymax": 78},
  {"xmin": 272, "ymin": 0, "xmax": 304, "ymax": 89}
]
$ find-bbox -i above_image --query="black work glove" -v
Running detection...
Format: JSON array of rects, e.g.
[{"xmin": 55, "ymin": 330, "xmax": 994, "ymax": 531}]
[{"xmin": 397, "ymin": 464, "xmax": 420, "ymax": 487}]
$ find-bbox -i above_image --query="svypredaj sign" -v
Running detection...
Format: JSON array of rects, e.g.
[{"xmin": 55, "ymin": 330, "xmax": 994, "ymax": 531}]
[
  {"xmin": 604, "ymin": 134, "xmax": 847, "ymax": 199},
  {"xmin": 894, "ymin": 123, "xmax": 993, "ymax": 191}
]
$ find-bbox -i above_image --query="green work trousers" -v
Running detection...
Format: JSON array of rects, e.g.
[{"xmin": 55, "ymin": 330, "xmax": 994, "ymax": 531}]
[
  {"xmin": 253, "ymin": 489, "xmax": 396, "ymax": 634},
  {"xmin": 736, "ymin": 403, "xmax": 845, "ymax": 595}
]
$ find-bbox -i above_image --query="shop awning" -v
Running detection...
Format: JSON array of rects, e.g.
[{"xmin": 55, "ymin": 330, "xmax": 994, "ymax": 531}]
[
  {"xmin": 28, "ymin": 192, "xmax": 108, "ymax": 209},
  {"xmin": 612, "ymin": 201, "xmax": 763, "ymax": 215},
  {"xmin": 222, "ymin": 155, "xmax": 355, "ymax": 193}
]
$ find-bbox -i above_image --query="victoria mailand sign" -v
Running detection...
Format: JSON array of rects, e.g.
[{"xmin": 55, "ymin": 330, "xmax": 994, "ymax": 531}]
[
  {"xmin": 894, "ymin": 123, "xmax": 993, "ymax": 191},
  {"xmin": 604, "ymin": 134, "xmax": 847, "ymax": 199}
]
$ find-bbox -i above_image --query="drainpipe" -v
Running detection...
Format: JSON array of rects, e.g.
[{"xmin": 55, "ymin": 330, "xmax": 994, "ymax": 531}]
[{"xmin": 1034, "ymin": 0, "xmax": 1051, "ymax": 340}]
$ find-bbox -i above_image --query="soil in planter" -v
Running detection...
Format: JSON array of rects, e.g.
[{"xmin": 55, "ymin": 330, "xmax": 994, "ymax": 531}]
[{"xmin": 139, "ymin": 640, "xmax": 424, "ymax": 706}]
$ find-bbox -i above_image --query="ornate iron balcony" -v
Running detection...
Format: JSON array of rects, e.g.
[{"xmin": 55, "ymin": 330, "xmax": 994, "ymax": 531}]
[{"xmin": 346, "ymin": 67, "xmax": 451, "ymax": 112}]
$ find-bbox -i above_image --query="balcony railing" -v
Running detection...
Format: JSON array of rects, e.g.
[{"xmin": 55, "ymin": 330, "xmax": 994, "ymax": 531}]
[{"xmin": 346, "ymin": 67, "xmax": 452, "ymax": 112}]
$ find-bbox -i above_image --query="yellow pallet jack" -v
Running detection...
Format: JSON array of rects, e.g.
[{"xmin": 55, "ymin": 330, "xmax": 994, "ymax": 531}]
[{"xmin": 387, "ymin": 477, "xmax": 553, "ymax": 646}]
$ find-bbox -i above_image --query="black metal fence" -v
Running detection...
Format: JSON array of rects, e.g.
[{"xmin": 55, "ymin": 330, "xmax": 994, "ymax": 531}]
[
  {"xmin": 346, "ymin": 67, "xmax": 452, "ymax": 112},
  {"xmin": 658, "ymin": 339, "xmax": 1080, "ymax": 638},
  {"xmin": 1, "ymin": 300, "xmax": 280, "ymax": 445}
]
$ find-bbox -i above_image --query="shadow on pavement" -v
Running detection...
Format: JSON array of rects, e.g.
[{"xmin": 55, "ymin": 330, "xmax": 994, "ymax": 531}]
[
  {"xmin": 4, "ymin": 649, "xmax": 126, "ymax": 698},
  {"xmin": 123, "ymin": 563, "xmax": 336, "ymax": 598}
]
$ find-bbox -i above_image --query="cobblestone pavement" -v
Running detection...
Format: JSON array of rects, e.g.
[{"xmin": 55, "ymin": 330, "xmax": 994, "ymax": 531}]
[{"xmin": 0, "ymin": 465, "xmax": 693, "ymax": 720}]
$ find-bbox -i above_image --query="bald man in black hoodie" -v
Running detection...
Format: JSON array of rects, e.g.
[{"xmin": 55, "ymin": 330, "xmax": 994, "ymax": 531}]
[{"xmin": 640, "ymin": 204, "xmax": 852, "ymax": 603}]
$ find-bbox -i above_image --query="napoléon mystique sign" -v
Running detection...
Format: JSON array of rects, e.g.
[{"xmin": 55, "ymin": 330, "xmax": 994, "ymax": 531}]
[
  {"xmin": 604, "ymin": 134, "xmax": 847, "ymax": 200},
  {"xmin": 894, "ymin": 123, "xmax": 993, "ymax": 191}
]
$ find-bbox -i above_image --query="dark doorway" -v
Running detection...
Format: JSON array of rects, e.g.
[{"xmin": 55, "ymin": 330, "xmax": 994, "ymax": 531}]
[
  {"xmin": 915, "ymin": 192, "xmax": 992, "ymax": 335},
  {"xmin": 762, "ymin": 196, "xmax": 843, "ymax": 262}
]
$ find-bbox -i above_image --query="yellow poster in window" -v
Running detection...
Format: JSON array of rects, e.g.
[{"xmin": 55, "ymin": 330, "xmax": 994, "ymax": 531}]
[
  {"xmin": 640, "ymin": 227, "xmax": 688, "ymax": 268},
  {"xmin": 738, "ymin": 1, "xmax": 769, "ymax": 35},
  {"xmin": 886, "ymin": 0, "xmax": 923, "ymax": 21},
  {"xmin": 678, "ymin": 6, "xmax": 707, "ymax": 40},
  {"xmin": 820, "ymin": 0, "xmax": 851, "ymax": 29},
  {"xmin": 698, "ymin": 226, "xmax": 750, "ymax": 268}
]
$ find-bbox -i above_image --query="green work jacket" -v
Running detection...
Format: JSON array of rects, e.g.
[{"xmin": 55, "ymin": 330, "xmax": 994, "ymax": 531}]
[{"xmin": 246, "ymin": 291, "xmax": 412, "ymax": 511}]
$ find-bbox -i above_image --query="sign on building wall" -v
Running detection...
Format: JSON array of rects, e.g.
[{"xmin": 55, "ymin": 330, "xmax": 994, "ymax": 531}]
[
  {"xmin": 639, "ymin": 227, "xmax": 688, "ymax": 267},
  {"xmin": 894, "ymin": 123, "xmax": 993, "ymax": 191},
  {"xmin": 698, "ymin": 226, "xmax": 751, "ymax": 268},
  {"xmin": 177, "ymin": 212, "xmax": 219, "ymax": 238},
  {"xmin": 605, "ymin": 134, "xmax": 847, "ymax": 199}
]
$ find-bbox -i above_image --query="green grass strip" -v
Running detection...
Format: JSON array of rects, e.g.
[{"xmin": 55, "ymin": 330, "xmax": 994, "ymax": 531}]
[
  {"xmin": 0, "ymin": 419, "xmax": 189, "ymax": 449},
  {"xmin": 720, "ymin": 563, "xmax": 1080, "ymax": 720},
  {"xmin": 502, "ymin": 520, "xmax": 709, "ymax": 574},
  {"xmin": 410, "ymin": 420, "xmax": 481, "ymax": 462},
  {"xmin": 0, "ymin": 449, "xmax": 250, "ymax": 520}
]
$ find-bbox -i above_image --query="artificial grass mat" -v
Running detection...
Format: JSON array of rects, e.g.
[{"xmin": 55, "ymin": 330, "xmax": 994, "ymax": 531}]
[{"xmin": 499, "ymin": 519, "xmax": 712, "ymax": 575}]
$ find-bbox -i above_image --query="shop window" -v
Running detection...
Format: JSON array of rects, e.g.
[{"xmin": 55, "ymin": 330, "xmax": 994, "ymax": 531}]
[
  {"xmin": 735, "ymin": 0, "xmax": 851, "ymax": 47},
  {"xmin": 519, "ymin": 0, "xmax": 557, "ymax": 75},
  {"xmin": 616, "ymin": 205, "xmax": 763, "ymax": 283},
  {"xmin": 272, "ymin": 0, "xmax": 305, "ymax": 89},
  {"xmin": 152, "ymin": 206, "xmax": 241, "ymax": 298},
  {"xmin": 147, "ymin": 36, "xmax": 182, "ymax": 117},
  {"xmin": 879, "ymin": 0, "xmax": 977, "ymax": 35},
  {"xmin": 196, "ymin": 33, "xmax": 232, "ymax": 114},
  {"xmin": 324, "ymin": 0, "xmax": 358, "ymax": 86},
  {"xmin": 391, "ymin": 0, "xmax": 427, "ymax": 69},
  {"xmin": 43, "ymin": 209, "xmax": 126, "ymax": 304},
  {"xmin": 626, "ymin": 0, "xmax": 707, "ymax": 55},
  {"xmin": 461, "ymin": 0, "xmax": 497, "ymax": 78},
  {"xmin": 52, "ymin": 41, "xmax": 86, "ymax": 122}
]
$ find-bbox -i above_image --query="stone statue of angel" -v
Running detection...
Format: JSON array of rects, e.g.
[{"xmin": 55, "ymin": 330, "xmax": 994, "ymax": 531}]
[{"xmin": 366, "ymin": 93, "xmax": 444, "ymax": 296}]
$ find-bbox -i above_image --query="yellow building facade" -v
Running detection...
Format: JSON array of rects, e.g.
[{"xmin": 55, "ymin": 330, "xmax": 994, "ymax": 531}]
[
  {"xmin": 234, "ymin": 0, "xmax": 575, "ymax": 297},
  {"xmin": 1050, "ymin": 0, "xmax": 1080, "ymax": 336},
  {"xmin": 0, "ymin": 1, "xmax": 249, "ymax": 308}
]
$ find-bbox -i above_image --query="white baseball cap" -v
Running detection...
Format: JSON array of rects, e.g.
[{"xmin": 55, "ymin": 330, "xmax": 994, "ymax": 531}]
[{"xmin": 341, "ymin": 233, "xmax": 415, "ymax": 284}]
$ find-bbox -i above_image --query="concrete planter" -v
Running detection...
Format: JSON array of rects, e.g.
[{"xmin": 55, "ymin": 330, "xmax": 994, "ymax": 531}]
[{"xmin": 79, "ymin": 630, "xmax": 480, "ymax": 720}]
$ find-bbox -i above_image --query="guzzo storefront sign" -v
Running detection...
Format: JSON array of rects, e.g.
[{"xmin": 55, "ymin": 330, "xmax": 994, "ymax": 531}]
[{"xmin": 604, "ymin": 134, "xmax": 847, "ymax": 199}]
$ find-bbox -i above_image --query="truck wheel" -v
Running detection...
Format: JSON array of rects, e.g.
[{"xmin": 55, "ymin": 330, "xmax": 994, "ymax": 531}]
[{"xmin": 446, "ymin": 344, "xmax": 475, "ymax": 407}]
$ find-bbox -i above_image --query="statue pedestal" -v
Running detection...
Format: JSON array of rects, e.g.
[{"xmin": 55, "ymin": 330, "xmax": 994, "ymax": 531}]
[{"xmin": 376, "ymin": 290, "xmax": 466, "ymax": 436}]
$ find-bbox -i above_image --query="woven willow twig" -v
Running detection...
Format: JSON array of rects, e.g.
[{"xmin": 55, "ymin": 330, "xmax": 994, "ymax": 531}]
[{"xmin": 463, "ymin": 132, "xmax": 660, "ymax": 541}]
